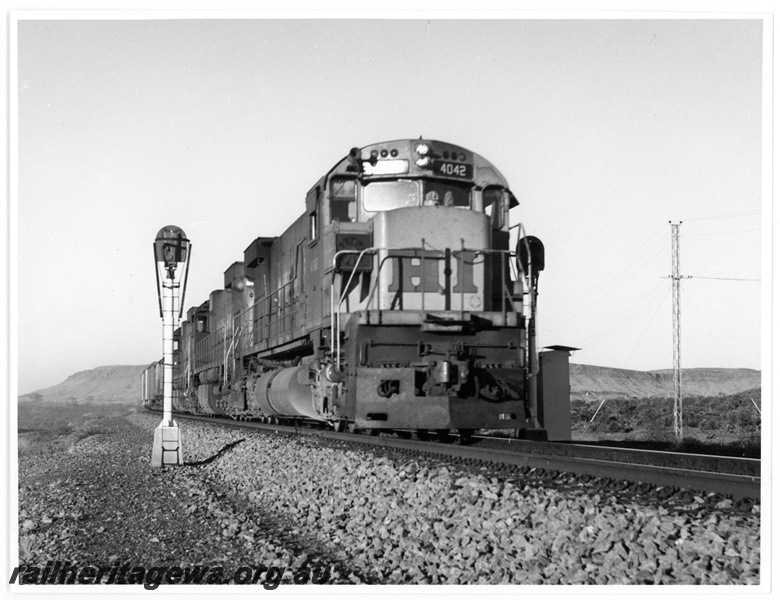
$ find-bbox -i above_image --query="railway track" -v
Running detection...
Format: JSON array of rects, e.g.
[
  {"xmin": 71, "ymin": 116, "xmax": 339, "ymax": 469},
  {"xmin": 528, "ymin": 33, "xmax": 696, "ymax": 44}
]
[{"xmin": 168, "ymin": 413, "xmax": 760, "ymax": 500}]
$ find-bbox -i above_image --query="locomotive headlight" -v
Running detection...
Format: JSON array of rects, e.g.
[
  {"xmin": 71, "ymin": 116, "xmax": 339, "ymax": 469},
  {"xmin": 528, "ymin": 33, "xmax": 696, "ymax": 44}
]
[
  {"xmin": 416, "ymin": 156, "xmax": 432, "ymax": 168},
  {"xmin": 415, "ymin": 142, "xmax": 431, "ymax": 156}
]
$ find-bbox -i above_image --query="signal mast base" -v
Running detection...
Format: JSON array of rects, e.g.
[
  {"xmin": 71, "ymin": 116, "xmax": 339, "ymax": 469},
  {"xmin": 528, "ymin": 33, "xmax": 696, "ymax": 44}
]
[{"xmin": 151, "ymin": 422, "xmax": 183, "ymax": 468}]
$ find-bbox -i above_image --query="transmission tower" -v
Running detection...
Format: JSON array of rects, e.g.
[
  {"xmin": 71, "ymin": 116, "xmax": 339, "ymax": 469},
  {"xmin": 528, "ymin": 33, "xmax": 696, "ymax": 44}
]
[{"xmin": 669, "ymin": 221, "xmax": 689, "ymax": 441}]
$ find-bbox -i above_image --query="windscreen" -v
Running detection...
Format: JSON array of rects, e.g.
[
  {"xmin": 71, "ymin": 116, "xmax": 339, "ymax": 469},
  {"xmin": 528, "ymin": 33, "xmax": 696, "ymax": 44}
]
[{"xmin": 363, "ymin": 180, "xmax": 419, "ymax": 212}]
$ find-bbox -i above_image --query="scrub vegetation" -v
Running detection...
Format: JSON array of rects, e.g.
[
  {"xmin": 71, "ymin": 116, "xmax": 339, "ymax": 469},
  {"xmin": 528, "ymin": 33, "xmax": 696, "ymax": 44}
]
[
  {"xmin": 571, "ymin": 389, "xmax": 761, "ymax": 457},
  {"xmin": 17, "ymin": 401, "xmax": 140, "ymax": 456}
]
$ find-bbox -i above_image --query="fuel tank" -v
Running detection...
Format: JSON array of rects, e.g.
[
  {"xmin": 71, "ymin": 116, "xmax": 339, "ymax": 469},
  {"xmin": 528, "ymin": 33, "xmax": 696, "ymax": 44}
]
[{"xmin": 251, "ymin": 366, "xmax": 318, "ymax": 419}]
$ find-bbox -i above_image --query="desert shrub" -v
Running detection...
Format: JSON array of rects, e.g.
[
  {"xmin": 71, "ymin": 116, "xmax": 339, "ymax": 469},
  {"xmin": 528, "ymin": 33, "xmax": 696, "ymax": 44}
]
[
  {"xmin": 572, "ymin": 390, "xmax": 761, "ymax": 438},
  {"xmin": 721, "ymin": 406, "xmax": 760, "ymax": 434},
  {"xmin": 17, "ymin": 400, "xmax": 131, "ymax": 455},
  {"xmin": 637, "ymin": 402, "xmax": 663, "ymax": 428},
  {"xmin": 569, "ymin": 400, "xmax": 593, "ymax": 427},
  {"xmin": 700, "ymin": 416, "xmax": 720, "ymax": 431}
]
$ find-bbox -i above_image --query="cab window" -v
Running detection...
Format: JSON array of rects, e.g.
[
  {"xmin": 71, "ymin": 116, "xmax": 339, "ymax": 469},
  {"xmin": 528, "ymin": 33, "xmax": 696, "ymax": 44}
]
[
  {"xmin": 423, "ymin": 180, "xmax": 470, "ymax": 208},
  {"xmin": 483, "ymin": 186, "xmax": 505, "ymax": 228},
  {"xmin": 329, "ymin": 178, "xmax": 357, "ymax": 222},
  {"xmin": 363, "ymin": 180, "xmax": 419, "ymax": 212}
]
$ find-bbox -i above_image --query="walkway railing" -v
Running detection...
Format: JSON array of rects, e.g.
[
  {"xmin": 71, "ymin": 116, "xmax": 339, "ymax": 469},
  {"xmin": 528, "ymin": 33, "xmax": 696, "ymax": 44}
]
[
  {"xmin": 194, "ymin": 325, "xmax": 225, "ymax": 369},
  {"xmin": 233, "ymin": 279, "xmax": 298, "ymax": 355}
]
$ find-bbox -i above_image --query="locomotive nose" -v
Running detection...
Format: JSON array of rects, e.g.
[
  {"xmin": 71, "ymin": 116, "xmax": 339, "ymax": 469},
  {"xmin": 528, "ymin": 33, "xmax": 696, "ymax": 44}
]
[{"xmin": 371, "ymin": 206, "xmax": 489, "ymax": 313}]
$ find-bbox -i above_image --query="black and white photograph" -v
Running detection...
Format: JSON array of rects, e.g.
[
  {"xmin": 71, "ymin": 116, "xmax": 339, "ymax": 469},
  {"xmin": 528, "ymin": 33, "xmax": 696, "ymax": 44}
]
[{"xmin": 7, "ymin": 1, "xmax": 774, "ymax": 595}]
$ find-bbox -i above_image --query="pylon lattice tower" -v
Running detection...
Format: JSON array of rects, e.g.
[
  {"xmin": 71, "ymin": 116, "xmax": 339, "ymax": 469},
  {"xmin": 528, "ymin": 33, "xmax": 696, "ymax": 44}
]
[{"xmin": 670, "ymin": 221, "xmax": 683, "ymax": 441}]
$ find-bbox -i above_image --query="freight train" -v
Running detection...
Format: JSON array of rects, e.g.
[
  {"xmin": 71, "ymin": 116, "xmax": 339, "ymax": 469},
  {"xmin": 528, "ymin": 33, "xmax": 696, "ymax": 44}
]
[{"xmin": 141, "ymin": 138, "xmax": 572, "ymax": 441}]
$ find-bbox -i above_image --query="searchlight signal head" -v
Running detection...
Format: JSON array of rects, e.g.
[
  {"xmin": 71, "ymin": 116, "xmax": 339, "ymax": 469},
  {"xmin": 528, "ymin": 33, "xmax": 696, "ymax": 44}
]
[
  {"xmin": 155, "ymin": 225, "xmax": 190, "ymax": 279},
  {"xmin": 517, "ymin": 234, "xmax": 545, "ymax": 290},
  {"xmin": 154, "ymin": 225, "xmax": 191, "ymax": 318}
]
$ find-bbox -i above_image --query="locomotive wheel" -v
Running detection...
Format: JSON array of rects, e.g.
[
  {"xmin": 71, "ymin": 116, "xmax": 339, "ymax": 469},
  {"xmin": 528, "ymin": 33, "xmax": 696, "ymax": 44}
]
[
  {"xmin": 416, "ymin": 429, "xmax": 433, "ymax": 441},
  {"xmin": 435, "ymin": 429, "xmax": 451, "ymax": 443},
  {"xmin": 396, "ymin": 430, "xmax": 412, "ymax": 440},
  {"xmin": 333, "ymin": 420, "xmax": 348, "ymax": 433},
  {"xmin": 458, "ymin": 429, "xmax": 475, "ymax": 445}
]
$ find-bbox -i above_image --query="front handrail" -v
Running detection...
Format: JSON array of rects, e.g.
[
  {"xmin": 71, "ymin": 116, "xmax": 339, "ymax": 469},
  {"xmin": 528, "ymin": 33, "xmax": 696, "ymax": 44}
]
[
  {"xmin": 330, "ymin": 247, "xmax": 377, "ymax": 367},
  {"xmin": 329, "ymin": 244, "xmax": 527, "ymax": 371}
]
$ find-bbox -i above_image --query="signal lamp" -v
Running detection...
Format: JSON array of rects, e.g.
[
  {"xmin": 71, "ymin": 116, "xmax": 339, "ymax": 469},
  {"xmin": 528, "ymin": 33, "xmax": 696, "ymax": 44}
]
[
  {"xmin": 415, "ymin": 142, "xmax": 431, "ymax": 156},
  {"xmin": 154, "ymin": 226, "xmax": 191, "ymax": 318},
  {"xmin": 416, "ymin": 156, "xmax": 432, "ymax": 168}
]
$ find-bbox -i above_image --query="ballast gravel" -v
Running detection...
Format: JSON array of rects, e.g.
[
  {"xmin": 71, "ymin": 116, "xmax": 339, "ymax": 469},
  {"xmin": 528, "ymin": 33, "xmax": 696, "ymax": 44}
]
[{"xmin": 18, "ymin": 410, "xmax": 760, "ymax": 585}]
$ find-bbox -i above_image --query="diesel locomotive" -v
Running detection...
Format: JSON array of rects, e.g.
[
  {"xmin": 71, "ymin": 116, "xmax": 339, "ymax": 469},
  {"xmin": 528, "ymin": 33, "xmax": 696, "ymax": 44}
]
[{"xmin": 141, "ymin": 139, "xmax": 572, "ymax": 441}]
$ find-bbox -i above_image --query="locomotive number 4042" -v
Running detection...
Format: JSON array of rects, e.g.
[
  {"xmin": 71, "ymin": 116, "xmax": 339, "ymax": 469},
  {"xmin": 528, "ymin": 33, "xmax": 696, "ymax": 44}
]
[{"xmin": 434, "ymin": 160, "xmax": 473, "ymax": 179}]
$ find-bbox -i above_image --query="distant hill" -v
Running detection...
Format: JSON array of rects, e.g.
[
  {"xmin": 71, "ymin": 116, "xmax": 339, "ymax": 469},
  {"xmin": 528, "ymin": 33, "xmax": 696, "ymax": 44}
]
[
  {"xmin": 570, "ymin": 364, "xmax": 761, "ymax": 400},
  {"xmin": 18, "ymin": 363, "xmax": 761, "ymax": 405},
  {"xmin": 18, "ymin": 365, "xmax": 150, "ymax": 404}
]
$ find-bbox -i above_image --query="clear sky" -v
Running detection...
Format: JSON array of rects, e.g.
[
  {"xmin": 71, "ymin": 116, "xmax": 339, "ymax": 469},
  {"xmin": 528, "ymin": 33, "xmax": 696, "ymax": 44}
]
[{"xmin": 12, "ymin": 9, "xmax": 769, "ymax": 395}]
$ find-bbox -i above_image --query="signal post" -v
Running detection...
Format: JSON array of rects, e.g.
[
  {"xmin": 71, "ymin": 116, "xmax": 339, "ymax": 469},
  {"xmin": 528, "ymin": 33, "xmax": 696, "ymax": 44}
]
[{"xmin": 151, "ymin": 225, "xmax": 191, "ymax": 467}]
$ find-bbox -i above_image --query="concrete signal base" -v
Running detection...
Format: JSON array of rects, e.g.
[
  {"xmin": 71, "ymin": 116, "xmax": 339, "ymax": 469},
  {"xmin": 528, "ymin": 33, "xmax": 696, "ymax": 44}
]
[{"xmin": 151, "ymin": 423, "xmax": 183, "ymax": 468}]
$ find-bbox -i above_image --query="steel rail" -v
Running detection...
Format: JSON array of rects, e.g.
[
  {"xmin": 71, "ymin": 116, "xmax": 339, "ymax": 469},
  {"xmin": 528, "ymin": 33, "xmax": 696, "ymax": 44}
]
[
  {"xmin": 470, "ymin": 435, "xmax": 760, "ymax": 477},
  {"xmin": 168, "ymin": 413, "xmax": 760, "ymax": 499}
]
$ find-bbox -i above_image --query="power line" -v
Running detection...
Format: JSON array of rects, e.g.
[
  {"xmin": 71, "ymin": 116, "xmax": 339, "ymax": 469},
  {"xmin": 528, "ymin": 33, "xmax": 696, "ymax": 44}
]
[
  {"xmin": 543, "ymin": 227, "xmax": 668, "ymax": 330},
  {"xmin": 689, "ymin": 275, "xmax": 761, "ymax": 282},
  {"xmin": 683, "ymin": 228, "xmax": 761, "ymax": 237},
  {"xmin": 622, "ymin": 287, "xmax": 670, "ymax": 369},
  {"xmin": 544, "ymin": 247, "xmax": 667, "ymax": 332},
  {"xmin": 683, "ymin": 210, "xmax": 761, "ymax": 222},
  {"xmin": 681, "ymin": 288, "xmax": 734, "ymax": 369},
  {"xmin": 566, "ymin": 281, "xmax": 669, "ymax": 352}
]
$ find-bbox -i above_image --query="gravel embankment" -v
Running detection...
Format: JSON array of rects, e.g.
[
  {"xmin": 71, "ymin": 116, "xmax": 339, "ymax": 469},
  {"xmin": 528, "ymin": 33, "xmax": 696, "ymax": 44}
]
[{"xmin": 18, "ymin": 410, "xmax": 761, "ymax": 585}]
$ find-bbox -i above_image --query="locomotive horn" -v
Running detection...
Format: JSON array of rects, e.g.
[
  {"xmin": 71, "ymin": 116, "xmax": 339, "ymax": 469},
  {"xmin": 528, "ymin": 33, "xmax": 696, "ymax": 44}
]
[{"xmin": 347, "ymin": 147, "xmax": 364, "ymax": 174}]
